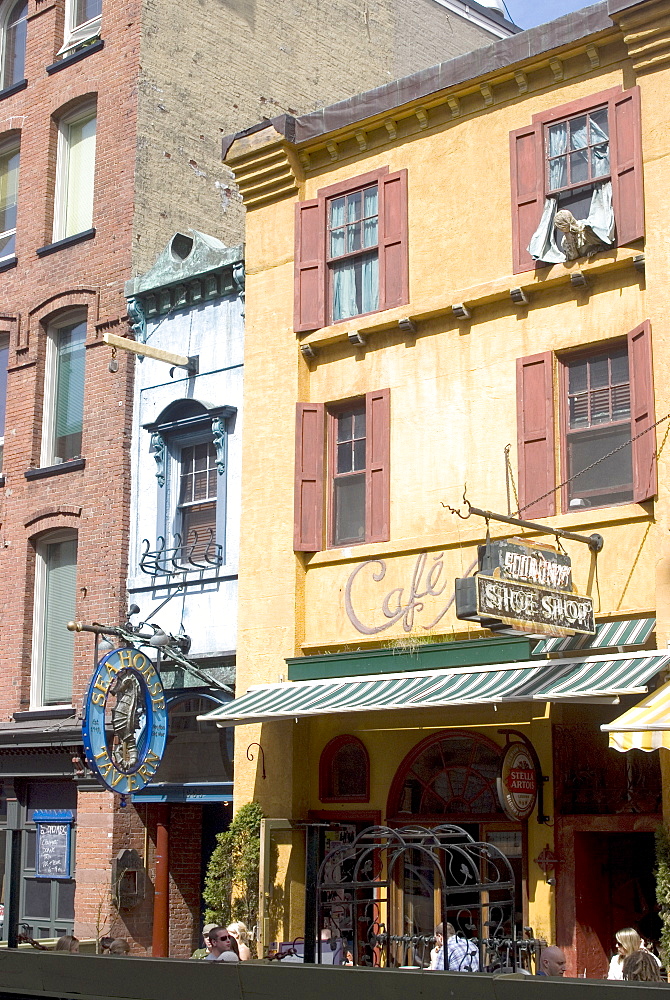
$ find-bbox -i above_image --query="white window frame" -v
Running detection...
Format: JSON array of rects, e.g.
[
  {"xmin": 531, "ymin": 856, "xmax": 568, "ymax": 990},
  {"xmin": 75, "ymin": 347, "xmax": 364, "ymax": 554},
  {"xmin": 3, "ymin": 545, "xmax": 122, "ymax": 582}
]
[
  {"xmin": 52, "ymin": 102, "xmax": 96, "ymax": 243},
  {"xmin": 0, "ymin": 332, "xmax": 8, "ymax": 472},
  {"xmin": 163, "ymin": 426, "xmax": 227, "ymax": 568},
  {"xmin": 30, "ymin": 529, "xmax": 78, "ymax": 711},
  {"xmin": 40, "ymin": 311, "xmax": 86, "ymax": 468},
  {"xmin": 0, "ymin": 0, "xmax": 27, "ymax": 90},
  {"xmin": 58, "ymin": 0, "xmax": 101, "ymax": 58},
  {"xmin": 0, "ymin": 136, "xmax": 19, "ymax": 261}
]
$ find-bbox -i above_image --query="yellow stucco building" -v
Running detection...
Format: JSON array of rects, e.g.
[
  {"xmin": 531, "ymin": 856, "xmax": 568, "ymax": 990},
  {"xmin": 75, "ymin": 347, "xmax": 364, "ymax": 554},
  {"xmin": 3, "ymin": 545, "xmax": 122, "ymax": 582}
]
[{"xmin": 205, "ymin": 0, "xmax": 670, "ymax": 978}]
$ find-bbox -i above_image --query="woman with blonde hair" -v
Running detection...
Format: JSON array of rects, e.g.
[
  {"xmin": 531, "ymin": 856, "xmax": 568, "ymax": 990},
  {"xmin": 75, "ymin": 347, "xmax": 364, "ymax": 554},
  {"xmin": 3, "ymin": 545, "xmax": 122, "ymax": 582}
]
[
  {"xmin": 227, "ymin": 921, "xmax": 252, "ymax": 961},
  {"xmin": 608, "ymin": 928, "xmax": 660, "ymax": 980}
]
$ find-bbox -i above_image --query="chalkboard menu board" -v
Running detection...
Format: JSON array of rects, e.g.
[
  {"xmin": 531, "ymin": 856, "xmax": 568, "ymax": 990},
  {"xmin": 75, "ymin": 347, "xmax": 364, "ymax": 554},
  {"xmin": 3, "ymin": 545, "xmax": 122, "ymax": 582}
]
[{"xmin": 34, "ymin": 811, "xmax": 73, "ymax": 879}]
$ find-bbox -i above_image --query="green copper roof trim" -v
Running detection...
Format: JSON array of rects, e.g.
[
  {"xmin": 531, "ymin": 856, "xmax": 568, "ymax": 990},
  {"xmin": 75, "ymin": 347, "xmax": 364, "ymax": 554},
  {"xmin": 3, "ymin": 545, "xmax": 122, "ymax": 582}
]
[
  {"xmin": 125, "ymin": 231, "xmax": 244, "ymax": 298},
  {"xmin": 287, "ymin": 636, "xmax": 531, "ymax": 681}
]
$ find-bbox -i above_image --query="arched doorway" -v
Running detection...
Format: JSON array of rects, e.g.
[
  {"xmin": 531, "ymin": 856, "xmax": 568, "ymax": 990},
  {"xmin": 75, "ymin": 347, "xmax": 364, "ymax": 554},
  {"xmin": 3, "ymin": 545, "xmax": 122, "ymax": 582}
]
[{"xmin": 386, "ymin": 731, "xmax": 525, "ymax": 948}]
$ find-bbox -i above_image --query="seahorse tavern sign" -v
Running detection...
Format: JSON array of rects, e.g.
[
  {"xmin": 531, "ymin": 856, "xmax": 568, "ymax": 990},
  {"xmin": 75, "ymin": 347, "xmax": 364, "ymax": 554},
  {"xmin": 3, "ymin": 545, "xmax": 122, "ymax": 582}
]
[
  {"xmin": 82, "ymin": 647, "xmax": 168, "ymax": 796},
  {"xmin": 455, "ymin": 537, "xmax": 595, "ymax": 637}
]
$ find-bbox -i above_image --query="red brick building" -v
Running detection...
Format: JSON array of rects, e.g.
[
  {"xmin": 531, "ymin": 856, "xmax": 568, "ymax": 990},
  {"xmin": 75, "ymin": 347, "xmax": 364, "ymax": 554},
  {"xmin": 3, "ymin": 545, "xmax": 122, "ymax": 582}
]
[{"xmin": 0, "ymin": 0, "xmax": 516, "ymax": 956}]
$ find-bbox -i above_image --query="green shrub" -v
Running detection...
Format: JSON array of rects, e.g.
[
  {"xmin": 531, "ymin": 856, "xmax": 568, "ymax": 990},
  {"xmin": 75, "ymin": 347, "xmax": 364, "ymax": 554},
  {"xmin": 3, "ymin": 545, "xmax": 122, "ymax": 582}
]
[
  {"xmin": 203, "ymin": 801, "xmax": 263, "ymax": 933},
  {"xmin": 655, "ymin": 824, "xmax": 670, "ymax": 968}
]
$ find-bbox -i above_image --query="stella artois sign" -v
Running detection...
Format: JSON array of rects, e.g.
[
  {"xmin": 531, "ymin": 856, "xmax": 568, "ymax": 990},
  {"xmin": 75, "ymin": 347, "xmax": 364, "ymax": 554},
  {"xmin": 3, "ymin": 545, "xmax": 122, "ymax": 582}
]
[{"xmin": 497, "ymin": 742, "xmax": 538, "ymax": 821}]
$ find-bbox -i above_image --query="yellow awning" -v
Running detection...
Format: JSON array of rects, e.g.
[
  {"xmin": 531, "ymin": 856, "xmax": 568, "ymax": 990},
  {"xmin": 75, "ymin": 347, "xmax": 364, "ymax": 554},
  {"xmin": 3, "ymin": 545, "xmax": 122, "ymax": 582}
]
[{"xmin": 602, "ymin": 678, "xmax": 670, "ymax": 752}]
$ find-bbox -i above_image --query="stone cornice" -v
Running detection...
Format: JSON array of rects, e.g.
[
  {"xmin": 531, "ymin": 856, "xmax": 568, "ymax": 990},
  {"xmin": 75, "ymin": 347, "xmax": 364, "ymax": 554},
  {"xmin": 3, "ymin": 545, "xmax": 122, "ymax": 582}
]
[{"xmin": 612, "ymin": 0, "xmax": 670, "ymax": 71}]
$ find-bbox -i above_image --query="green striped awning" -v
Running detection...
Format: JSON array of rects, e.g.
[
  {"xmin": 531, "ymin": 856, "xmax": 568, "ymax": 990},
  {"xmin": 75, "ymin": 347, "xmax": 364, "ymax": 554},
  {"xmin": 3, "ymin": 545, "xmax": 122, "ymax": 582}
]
[
  {"xmin": 533, "ymin": 617, "xmax": 655, "ymax": 656},
  {"xmin": 198, "ymin": 651, "xmax": 670, "ymax": 726}
]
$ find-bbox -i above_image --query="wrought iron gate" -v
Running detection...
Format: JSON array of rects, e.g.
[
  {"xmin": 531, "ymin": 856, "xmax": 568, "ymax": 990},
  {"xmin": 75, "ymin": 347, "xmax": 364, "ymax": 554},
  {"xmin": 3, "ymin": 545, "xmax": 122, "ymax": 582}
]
[{"xmin": 315, "ymin": 823, "xmax": 521, "ymax": 970}]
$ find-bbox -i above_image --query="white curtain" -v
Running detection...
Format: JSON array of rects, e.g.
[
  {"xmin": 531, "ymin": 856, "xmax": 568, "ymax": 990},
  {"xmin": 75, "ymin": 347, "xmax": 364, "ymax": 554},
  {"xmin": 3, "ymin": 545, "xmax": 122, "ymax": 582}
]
[
  {"xmin": 331, "ymin": 187, "xmax": 379, "ymax": 322},
  {"xmin": 527, "ymin": 181, "xmax": 615, "ymax": 265},
  {"xmin": 64, "ymin": 112, "xmax": 96, "ymax": 237}
]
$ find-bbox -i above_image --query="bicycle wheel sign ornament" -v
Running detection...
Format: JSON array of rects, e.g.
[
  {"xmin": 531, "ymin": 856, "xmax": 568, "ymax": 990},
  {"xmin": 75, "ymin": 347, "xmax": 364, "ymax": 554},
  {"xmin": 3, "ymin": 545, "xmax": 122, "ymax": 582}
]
[
  {"xmin": 497, "ymin": 742, "xmax": 537, "ymax": 821},
  {"xmin": 83, "ymin": 647, "xmax": 168, "ymax": 797}
]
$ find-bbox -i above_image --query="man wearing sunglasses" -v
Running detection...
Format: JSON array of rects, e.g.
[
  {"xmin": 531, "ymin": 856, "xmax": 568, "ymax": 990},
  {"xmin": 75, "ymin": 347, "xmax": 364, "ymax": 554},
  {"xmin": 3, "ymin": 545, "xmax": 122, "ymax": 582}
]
[{"xmin": 204, "ymin": 927, "xmax": 240, "ymax": 962}]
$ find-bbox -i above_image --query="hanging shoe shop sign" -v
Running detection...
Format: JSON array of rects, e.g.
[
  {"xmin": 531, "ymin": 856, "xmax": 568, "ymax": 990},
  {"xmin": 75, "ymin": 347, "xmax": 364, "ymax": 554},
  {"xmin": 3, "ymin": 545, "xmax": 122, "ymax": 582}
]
[
  {"xmin": 82, "ymin": 647, "xmax": 168, "ymax": 796},
  {"xmin": 455, "ymin": 537, "xmax": 595, "ymax": 637}
]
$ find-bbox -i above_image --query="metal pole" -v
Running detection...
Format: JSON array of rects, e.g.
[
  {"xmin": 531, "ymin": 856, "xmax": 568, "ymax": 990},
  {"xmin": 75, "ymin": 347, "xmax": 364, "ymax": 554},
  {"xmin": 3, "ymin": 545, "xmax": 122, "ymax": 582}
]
[
  {"xmin": 466, "ymin": 506, "xmax": 604, "ymax": 553},
  {"xmin": 152, "ymin": 805, "xmax": 170, "ymax": 957},
  {"xmin": 303, "ymin": 825, "xmax": 319, "ymax": 964},
  {"xmin": 6, "ymin": 794, "xmax": 21, "ymax": 948}
]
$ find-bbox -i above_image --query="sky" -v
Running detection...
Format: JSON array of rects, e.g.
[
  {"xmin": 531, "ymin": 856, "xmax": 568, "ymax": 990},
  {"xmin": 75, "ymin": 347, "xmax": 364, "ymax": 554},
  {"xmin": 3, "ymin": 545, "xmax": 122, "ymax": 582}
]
[{"xmin": 503, "ymin": 0, "xmax": 597, "ymax": 29}]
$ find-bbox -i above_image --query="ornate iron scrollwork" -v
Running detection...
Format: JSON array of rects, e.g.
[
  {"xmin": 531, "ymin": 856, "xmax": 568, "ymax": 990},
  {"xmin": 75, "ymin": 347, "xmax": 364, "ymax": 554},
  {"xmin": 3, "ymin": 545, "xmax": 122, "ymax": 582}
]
[
  {"xmin": 139, "ymin": 531, "xmax": 223, "ymax": 577},
  {"xmin": 314, "ymin": 823, "xmax": 530, "ymax": 971}
]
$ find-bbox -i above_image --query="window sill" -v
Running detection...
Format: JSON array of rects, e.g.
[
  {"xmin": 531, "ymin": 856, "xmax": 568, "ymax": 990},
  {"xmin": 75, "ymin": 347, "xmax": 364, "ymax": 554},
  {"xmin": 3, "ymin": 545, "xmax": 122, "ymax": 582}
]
[
  {"xmin": 25, "ymin": 457, "xmax": 85, "ymax": 480},
  {"xmin": 298, "ymin": 247, "xmax": 643, "ymax": 351},
  {"xmin": 0, "ymin": 78, "xmax": 27, "ymax": 100},
  {"xmin": 36, "ymin": 229, "xmax": 95, "ymax": 257},
  {"xmin": 0, "ymin": 255, "xmax": 17, "ymax": 273},
  {"xmin": 46, "ymin": 38, "xmax": 104, "ymax": 74},
  {"xmin": 14, "ymin": 707, "xmax": 75, "ymax": 722}
]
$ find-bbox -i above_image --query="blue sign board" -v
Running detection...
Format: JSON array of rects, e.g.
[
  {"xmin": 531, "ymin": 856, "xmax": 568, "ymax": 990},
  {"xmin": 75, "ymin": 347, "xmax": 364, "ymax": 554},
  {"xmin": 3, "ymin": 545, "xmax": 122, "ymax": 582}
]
[{"xmin": 82, "ymin": 647, "xmax": 168, "ymax": 796}]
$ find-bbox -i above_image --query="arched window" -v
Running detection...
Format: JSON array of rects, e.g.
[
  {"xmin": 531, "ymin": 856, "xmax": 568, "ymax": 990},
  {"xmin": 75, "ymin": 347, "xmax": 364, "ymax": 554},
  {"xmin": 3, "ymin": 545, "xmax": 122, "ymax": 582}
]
[
  {"xmin": 387, "ymin": 731, "xmax": 504, "ymax": 821},
  {"xmin": 142, "ymin": 398, "xmax": 235, "ymax": 573},
  {"xmin": 319, "ymin": 735, "xmax": 369, "ymax": 802},
  {"xmin": 1, "ymin": 0, "xmax": 27, "ymax": 91}
]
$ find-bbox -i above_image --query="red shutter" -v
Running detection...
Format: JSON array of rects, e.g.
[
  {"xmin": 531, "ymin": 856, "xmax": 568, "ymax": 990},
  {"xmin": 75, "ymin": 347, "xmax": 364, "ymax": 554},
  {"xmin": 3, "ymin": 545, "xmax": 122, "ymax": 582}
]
[
  {"xmin": 294, "ymin": 199, "xmax": 325, "ymax": 332},
  {"xmin": 366, "ymin": 388, "xmax": 390, "ymax": 542},
  {"xmin": 294, "ymin": 402, "xmax": 325, "ymax": 551},
  {"xmin": 509, "ymin": 124, "xmax": 543, "ymax": 275},
  {"xmin": 378, "ymin": 170, "xmax": 408, "ymax": 310},
  {"xmin": 611, "ymin": 86, "xmax": 644, "ymax": 246},
  {"xmin": 516, "ymin": 352, "xmax": 556, "ymax": 518},
  {"xmin": 628, "ymin": 320, "xmax": 656, "ymax": 503}
]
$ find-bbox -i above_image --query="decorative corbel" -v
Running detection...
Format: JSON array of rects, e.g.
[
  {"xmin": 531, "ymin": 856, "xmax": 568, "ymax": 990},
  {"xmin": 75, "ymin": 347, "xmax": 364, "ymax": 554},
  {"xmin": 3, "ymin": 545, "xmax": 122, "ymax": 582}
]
[
  {"xmin": 127, "ymin": 297, "xmax": 147, "ymax": 344},
  {"xmin": 211, "ymin": 416, "xmax": 227, "ymax": 475},
  {"xmin": 150, "ymin": 432, "xmax": 166, "ymax": 487}
]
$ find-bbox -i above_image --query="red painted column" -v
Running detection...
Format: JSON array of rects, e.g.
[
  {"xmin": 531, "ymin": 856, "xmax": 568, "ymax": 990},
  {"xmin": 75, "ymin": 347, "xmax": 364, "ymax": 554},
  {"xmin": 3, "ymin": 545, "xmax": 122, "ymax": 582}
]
[{"xmin": 152, "ymin": 804, "xmax": 170, "ymax": 957}]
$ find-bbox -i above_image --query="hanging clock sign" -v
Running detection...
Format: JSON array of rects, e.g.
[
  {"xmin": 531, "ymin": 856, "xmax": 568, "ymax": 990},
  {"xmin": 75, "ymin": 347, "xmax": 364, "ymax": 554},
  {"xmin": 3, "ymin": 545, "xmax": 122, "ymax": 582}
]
[
  {"xmin": 82, "ymin": 647, "xmax": 168, "ymax": 796},
  {"xmin": 497, "ymin": 742, "xmax": 537, "ymax": 821}
]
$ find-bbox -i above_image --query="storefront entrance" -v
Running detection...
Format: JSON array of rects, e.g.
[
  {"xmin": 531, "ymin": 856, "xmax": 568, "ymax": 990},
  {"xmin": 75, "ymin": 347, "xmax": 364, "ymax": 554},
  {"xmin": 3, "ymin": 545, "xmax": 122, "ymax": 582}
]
[{"xmin": 574, "ymin": 831, "xmax": 659, "ymax": 978}]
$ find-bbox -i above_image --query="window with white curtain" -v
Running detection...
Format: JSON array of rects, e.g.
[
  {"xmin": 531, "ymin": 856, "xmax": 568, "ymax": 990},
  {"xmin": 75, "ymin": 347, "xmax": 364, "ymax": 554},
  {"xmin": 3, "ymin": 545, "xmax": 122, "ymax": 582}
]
[
  {"xmin": 0, "ymin": 140, "xmax": 19, "ymax": 260},
  {"xmin": 1, "ymin": 0, "xmax": 27, "ymax": 90},
  {"xmin": 53, "ymin": 104, "xmax": 96, "ymax": 242},
  {"xmin": 41, "ymin": 314, "xmax": 86, "ymax": 466},
  {"xmin": 327, "ymin": 183, "xmax": 379, "ymax": 322},
  {"xmin": 59, "ymin": 0, "xmax": 101, "ymax": 57},
  {"xmin": 31, "ymin": 531, "xmax": 78, "ymax": 708}
]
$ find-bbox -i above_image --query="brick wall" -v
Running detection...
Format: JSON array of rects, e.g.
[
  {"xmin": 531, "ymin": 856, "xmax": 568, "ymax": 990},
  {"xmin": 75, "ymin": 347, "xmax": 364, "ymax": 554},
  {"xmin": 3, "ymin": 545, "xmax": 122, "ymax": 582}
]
[{"xmin": 131, "ymin": 0, "xmax": 504, "ymax": 270}]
